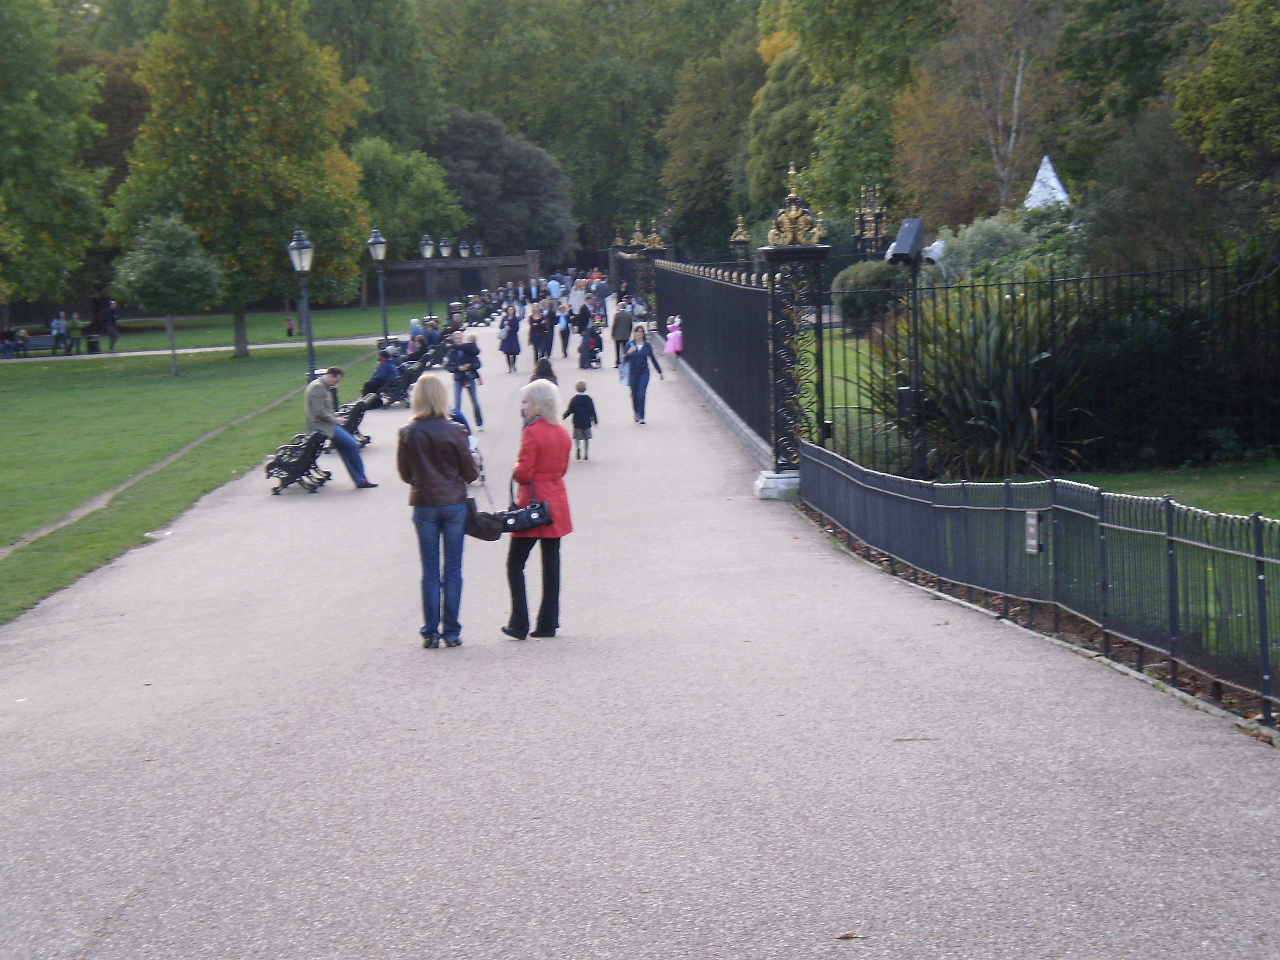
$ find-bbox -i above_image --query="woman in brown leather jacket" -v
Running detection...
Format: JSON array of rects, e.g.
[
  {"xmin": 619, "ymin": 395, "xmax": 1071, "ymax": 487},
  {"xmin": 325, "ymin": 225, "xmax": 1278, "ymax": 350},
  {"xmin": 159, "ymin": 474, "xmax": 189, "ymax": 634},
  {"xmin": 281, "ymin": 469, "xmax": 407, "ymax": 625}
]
[{"xmin": 397, "ymin": 374, "xmax": 479, "ymax": 648}]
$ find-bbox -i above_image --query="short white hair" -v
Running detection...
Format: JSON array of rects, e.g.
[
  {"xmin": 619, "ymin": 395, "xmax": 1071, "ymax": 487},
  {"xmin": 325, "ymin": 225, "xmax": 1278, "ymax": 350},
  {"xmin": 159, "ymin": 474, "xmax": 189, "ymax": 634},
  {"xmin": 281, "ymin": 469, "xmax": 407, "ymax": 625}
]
[{"xmin": 521, "ymin": 378, "xmax": 560, "ymax": 421}]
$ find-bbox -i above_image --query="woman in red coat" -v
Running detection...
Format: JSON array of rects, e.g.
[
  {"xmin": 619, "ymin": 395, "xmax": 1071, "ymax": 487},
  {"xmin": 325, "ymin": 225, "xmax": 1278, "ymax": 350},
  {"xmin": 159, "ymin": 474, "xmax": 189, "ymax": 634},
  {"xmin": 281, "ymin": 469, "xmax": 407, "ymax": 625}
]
[{"xmin": 502, "ymin": 379, "xmax": 573, "ymax": 640}]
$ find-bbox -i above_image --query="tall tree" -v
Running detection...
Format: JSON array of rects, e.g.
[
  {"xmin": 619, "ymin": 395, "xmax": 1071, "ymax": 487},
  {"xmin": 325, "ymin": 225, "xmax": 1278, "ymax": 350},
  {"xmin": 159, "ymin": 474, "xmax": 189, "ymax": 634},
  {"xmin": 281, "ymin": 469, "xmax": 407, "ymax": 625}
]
[
  {"xmin": 1176, "ymin": 0, "xmax": 1280, "ymax": 225},
  {"xmin": 745, "ymin": 44, "xmax": 822, "ymax": 219},
  {"xmin": 425, "ymin": 108, "xmax": 574, "ymax": 263},
  {"xmin": 110, "ymin": 0, "xmax": 370, "ymax": 357},
  {"xmin": 659, "ymin": 24, "xmax": 765, "ymax": 258},
  {"xmin": 351, "ymin": 137, "xmax": 468, "ymax": 261},
  {"xmin": 758, "ymin": 0, "xmax": 949, "ymax": 212},
  {"xmin": 0, "ymin": 0, "xmax": 103, "ymax": 311},
  {"xmin": 306, "ymin": 0, "xmax": 442, "ymax": 147}
]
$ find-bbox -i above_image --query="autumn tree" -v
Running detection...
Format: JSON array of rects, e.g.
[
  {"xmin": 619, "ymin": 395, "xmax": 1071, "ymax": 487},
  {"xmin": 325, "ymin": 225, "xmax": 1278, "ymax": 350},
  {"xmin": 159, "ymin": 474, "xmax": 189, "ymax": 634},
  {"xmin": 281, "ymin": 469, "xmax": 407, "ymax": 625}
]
[
  {"xmin": 351, "ymin": 137, "xmax": 467, "ymax": 261},
  {"xmin": 1176, "ymin": 0, "xmax": 1280, "ymax": 224},
  {"xmin": 110, "ymin": 0, "xmax": 370, "ymax": 357},
  {"xmin": 0, "ymin": 0, "xmax": 103, "ymax": 312},
  {"xmin": 659, "ymin": 24, "xmax": 765, "ymax": 258}
]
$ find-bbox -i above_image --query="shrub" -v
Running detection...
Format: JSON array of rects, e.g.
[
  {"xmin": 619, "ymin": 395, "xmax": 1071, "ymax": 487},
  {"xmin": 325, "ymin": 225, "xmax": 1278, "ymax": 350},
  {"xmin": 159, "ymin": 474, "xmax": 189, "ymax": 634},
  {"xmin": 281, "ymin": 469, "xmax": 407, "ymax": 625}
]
[{"xmin": 832, "ymin": 259, "xmax": 908, "ymax": 334}]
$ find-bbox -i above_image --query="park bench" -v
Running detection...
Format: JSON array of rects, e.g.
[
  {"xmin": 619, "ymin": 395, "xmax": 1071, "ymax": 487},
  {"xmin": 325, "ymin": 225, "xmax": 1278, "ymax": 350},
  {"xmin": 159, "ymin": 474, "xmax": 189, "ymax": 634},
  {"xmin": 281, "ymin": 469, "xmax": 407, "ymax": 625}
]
[
  {"xmin": 335, "ymin": 393, "xmax": 376, "ymax": 448},
  {"xmin": 264, "ymin": 431, "xmax": 331, "ymax": 494},
  {"xmin": 378, "ymin": 360, "xmax": 423, "ymax": 408},
  {"xmin": 10, "ymin": 335, "xmax": 59, "ymax": 357}
]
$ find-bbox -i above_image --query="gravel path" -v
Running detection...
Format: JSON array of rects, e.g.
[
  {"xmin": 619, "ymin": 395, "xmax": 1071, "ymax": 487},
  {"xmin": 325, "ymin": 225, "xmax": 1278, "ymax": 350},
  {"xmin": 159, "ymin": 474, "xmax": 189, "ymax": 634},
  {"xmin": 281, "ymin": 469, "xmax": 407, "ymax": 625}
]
[{"xmin": 3, "ymin": 325, "xmax": 1279, "ymax": 959}]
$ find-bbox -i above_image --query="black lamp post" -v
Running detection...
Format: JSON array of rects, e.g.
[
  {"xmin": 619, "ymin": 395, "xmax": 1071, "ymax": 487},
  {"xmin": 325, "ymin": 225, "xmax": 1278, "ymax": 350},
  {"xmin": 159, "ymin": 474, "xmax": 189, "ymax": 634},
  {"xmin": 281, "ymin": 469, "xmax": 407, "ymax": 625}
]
[
  {"xmin": 288, "ymin": 227, "xmax": 316, "ymax": 382},
  {"xmin": 420, "ymin": 234, "xmax": 435, "ymax": 319},
  {"xmin": 729, "ymin": 215, "xmax": 750, "ymax": 264},
  {"xmin": 367, "ymin": 227, "xmax": 389, "ymax": 345},
  {"xmin": 886, "ymin": 218, "xmax": 944, "ymax": 479}
]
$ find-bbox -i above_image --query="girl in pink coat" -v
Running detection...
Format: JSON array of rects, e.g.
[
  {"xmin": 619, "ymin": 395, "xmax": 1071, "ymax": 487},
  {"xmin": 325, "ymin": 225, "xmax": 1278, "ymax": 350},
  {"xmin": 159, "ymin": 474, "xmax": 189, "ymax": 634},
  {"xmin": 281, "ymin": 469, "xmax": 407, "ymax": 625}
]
[{"xmin": 664, "ymin": 315, "xmax": 683, "ymax": 360}]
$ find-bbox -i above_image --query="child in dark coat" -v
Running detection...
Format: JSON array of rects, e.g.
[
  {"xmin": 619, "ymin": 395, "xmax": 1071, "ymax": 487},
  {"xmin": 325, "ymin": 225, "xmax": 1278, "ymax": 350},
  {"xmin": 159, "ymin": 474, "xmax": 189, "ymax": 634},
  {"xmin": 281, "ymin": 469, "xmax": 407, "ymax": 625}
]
[{"xmin": 562, "ymin": 380, "xmax": 599, "ymax": 460}]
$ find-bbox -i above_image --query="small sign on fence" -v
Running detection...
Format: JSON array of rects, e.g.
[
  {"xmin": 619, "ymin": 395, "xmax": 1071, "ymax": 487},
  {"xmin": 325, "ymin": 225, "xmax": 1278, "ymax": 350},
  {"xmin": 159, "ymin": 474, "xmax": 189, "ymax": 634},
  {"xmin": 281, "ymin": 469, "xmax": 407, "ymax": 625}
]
[{"xmin": 1025, "ymin": 511, "xmax": 1044, "ymax": 554}]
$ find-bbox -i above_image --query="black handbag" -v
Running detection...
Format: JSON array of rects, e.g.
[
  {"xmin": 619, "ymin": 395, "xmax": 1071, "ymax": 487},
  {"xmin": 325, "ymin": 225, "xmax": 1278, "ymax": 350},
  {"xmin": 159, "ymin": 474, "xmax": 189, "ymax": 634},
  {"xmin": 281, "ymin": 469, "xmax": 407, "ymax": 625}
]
[
  {"xmin": 502, "ymin": 478, "xmax": 553, "ymax": 533},
  {"xmin": 465, "ymin": 497, "xmax": 503, "ymax": 541}
]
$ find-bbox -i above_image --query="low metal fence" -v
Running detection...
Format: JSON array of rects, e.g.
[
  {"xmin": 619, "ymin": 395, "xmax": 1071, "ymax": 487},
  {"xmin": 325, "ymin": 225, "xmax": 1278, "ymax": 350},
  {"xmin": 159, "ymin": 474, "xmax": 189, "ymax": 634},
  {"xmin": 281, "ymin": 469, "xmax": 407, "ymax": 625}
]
[{"xmin": 801, "ymin": 441, "xmax": 1278, "ymax": 717}]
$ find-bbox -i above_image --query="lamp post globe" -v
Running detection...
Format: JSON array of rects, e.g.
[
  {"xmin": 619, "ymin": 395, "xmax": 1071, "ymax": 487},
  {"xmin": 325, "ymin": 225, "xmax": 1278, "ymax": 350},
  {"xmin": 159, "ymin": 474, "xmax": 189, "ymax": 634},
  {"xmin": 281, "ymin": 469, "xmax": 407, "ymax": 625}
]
[
  {"xmin": 287, "ymin": 228, "xmax": 317, "ymax": 382},
  {"xmin": 367, "ymin": 227, "xmax": 389, "ymax": 344}
]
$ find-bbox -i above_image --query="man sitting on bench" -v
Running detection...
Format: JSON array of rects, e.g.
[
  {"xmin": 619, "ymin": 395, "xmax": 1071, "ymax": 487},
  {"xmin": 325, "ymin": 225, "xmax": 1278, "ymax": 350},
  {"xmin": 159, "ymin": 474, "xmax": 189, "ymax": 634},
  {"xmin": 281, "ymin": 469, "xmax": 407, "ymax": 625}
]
[
  {"xmin": 305, "ymin": 367, "xmax": 377, "ymax": 489},
  {"xmin": 361, "ymin": 349, "xmax": 401, "ymax": 408}
]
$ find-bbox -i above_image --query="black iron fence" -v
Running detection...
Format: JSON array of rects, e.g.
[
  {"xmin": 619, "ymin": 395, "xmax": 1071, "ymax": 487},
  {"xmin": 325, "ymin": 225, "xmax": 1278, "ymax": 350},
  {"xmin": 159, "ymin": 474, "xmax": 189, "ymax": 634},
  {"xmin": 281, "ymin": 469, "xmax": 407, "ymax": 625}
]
[
  {"xmin": 827, "ymin": 261, "xmax": 1280, "ymax": 477},
  {"xmin": 802, "ymin": 442, "xmax": 1278, "ymax": 717},
  {"xmin": 656, "ymin": 263, "xmax": 771, "ymax": 443}
]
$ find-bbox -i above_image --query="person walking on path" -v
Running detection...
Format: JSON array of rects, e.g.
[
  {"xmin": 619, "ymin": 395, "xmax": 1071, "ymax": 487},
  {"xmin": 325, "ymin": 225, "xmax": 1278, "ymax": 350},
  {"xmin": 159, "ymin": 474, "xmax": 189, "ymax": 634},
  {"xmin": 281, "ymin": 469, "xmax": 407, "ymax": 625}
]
[
  {"xmin": 305, "ymin": 367, "xmax": 377, "ymax": 488},
  {"xmin": 398, "ymin": 374, "xmax": 479, "ymax": 649},
  {"xmin": 530, "ymin": 358, "xmax": 558, "ymax": 384},
  {"xmin": 563, "ymin": 380, "xmax": 598, "ymax": 460},
  {"xmin": 100, "ymin": 301, "xmax": 122, "ymax": 352},
  {"xmin": 50, "ymin": 312, "xmax": 69, "ymax": 353},
  {"xmin": 67, "ymin": 313, "xmax": 85, "ymax": 354},
  {"xmin": 623, "ymin": 324, "xmax": 663, "ymax": 424},
  {"xmin": 446, "ymin": 330, "xmax": 485, "ymax": 430},
  {"xmin": 498, "ymin": 305, "xmax": 522, "ymax": 372},
  {"xmin": 502, "ymin": 379, "xmax": 573, "ymax": 641},
  {"xmin": 610, "ymin": 299, "xmax": 634, "ymax": 367}
]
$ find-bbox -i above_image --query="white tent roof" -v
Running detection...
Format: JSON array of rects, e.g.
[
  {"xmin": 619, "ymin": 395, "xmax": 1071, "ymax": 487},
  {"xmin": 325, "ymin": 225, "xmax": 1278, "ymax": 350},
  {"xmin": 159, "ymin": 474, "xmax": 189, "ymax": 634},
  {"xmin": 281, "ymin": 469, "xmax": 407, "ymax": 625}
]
[{"xmin": 1024, "ymin": 155, "xmax": 1070, "ymax": 209}]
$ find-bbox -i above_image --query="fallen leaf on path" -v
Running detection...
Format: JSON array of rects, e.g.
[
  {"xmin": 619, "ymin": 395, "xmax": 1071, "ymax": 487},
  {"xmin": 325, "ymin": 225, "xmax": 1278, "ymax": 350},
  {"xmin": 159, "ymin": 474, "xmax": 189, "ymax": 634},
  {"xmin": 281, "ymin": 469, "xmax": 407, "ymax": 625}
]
[{"xmin": 835, "ymin": 931, "xmax": 868, "ymax": 940}]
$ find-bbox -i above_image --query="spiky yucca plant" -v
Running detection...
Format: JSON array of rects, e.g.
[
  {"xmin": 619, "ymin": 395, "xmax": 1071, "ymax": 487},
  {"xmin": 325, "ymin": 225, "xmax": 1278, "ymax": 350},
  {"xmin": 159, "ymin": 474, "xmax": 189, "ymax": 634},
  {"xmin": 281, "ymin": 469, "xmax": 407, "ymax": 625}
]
[{"xmin": 869, "ymin": 270, "xmax": 1082, "ymax": 478}]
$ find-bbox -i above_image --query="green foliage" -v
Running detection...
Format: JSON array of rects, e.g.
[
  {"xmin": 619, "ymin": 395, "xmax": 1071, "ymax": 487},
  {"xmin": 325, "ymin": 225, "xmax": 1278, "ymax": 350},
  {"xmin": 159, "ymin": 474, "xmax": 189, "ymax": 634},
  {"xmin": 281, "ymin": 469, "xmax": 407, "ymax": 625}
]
[
  {"xmin": 351, "ymin": 137, "xmax": 467, "ymax": 262},
  {"xmin": 0, "ymin": 0, "xmax": 104, "ymax": 303},
  {"xmin": 659, "ymin": 24, "xmax": 765, "ymax": 259},
  {"xmin": 306, "ymin": 0, "xmax": 441, "ymax": 147},
  {"xmin": 419, "ymin": 0, "xmax": 754, "ymax": 240},
  {"xmin": 112, "ymin": 214, "xmax": 221, "ymax": 315},
  {"xmin": 85, "ymin": 0, "xmax": 170, "ymax": 48},
  {"xmin": 937, "ymin": 214, "xmax": 1033, "ymax": 280},
  {"xmin": 425, "ymin": 108, "xmax": 574, "ymax": 262},
  {"xmin": 870, "ymin": 271, "xmax": 1080, "ymax": 477},
  {"xmin": 1176, "ymin": 0, "xmax": 1280, "ymax": 224},
  {"xmin": 745, "ymin": 45, "xmax": 821, "ymax": 219},
  {"xmin": 110, "ymin": 0, "xmax": 370, "ymax": 342},
  {"xmin": 832, "ymin": 260, "xmax": 907, "ymax": 334},
  {"xmin": 801, "ymin": 85, "xmax": 896, "ymax": 214}
]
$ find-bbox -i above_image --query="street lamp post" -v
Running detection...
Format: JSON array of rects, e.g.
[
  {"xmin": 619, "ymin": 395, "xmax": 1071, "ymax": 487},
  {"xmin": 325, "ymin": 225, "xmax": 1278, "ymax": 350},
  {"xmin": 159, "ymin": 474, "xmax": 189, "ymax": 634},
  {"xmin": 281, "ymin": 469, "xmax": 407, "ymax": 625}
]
[
  {"xmin": 367, "ymin": 227, "xmax": 389, "ymax": 345},
  {"xmin": 288, "ymin": 227, "xmax": 316, "ymax": 382},
  {"xmin": 420, "ymin": 234, "xmax": 435, "ymax": 318},
  {"xmin": 885, "ymin": 218, "xmax": 945, "ymax": 480}
]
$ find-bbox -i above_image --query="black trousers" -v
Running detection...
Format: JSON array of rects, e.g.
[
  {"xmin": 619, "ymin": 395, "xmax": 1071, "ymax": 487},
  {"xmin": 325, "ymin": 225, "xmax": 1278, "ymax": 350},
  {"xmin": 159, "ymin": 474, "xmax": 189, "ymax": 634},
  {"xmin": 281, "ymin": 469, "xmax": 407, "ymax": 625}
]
[{"xmin": 506, "ymin": 536, "xmax": 560, "ymax": 633}]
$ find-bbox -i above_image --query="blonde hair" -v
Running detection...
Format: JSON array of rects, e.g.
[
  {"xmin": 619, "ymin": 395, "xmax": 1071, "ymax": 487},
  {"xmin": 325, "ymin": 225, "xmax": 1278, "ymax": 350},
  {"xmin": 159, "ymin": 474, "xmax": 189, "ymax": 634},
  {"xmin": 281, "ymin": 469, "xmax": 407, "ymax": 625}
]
[
  {"xmin": 574, "ymin": 380, "xmax": 587, "ymax": 392},
  {"xmin": 410, "ymin": 374, "xmax": 452, "ymax": 420},
  {"xmin": 521, "ymin": 378, "xmax": 560, "ymax": 421},
  {"xmin": 465, "ymin": 331, "xmax": 477, "ymax": 343}
]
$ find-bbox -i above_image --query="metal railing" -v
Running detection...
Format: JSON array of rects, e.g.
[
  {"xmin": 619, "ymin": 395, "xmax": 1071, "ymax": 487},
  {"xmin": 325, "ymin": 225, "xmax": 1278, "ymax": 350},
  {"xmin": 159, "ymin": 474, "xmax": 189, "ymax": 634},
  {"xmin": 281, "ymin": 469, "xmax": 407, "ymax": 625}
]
[
  {"xmin": 801, "ymin": 442, "xmax": 1278, "ymax": 717},
  {"xmin": 655, "ymin": 263, "xmax": 771, "ymax": 444}
]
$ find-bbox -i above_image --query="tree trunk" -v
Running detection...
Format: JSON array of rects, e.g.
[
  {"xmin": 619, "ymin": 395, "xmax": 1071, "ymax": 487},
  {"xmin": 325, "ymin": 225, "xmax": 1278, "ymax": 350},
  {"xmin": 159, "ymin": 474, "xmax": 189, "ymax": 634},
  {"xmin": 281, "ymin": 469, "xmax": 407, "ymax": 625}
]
[
  {"xmin": 361, "ymin": 270, "xmax": 368, "ymax": 310},
  {"xmin": 232, "ymin": 307, "xmax": 249, "ymax": 358}
]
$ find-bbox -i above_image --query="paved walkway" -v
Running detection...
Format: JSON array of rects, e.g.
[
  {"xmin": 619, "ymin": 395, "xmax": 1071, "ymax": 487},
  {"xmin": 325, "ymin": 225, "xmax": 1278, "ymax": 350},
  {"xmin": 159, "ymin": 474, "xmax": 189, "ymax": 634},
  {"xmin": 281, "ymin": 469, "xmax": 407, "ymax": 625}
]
[{"xmin": 3, "ymin": 325, "xmax": 1280, "ymax": 959}]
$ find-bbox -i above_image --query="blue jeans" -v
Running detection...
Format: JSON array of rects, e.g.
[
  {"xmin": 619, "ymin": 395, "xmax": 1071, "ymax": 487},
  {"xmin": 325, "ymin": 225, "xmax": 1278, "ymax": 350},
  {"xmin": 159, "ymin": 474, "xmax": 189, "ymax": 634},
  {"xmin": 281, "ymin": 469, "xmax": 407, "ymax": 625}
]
[
  {"xmin": 413, "ymin": 502, "xmax": 467, "ymax": 640},
  {"xmin": 630, "ymin": 370, "xmax": 650, "ymax": 420},
  {"xmin": 330, "ymin": 426, "xmax": 368, "ymax": 484},
  {"xmin": 454, "ymin": 378, "xmax": 483, "ymax": 425}
]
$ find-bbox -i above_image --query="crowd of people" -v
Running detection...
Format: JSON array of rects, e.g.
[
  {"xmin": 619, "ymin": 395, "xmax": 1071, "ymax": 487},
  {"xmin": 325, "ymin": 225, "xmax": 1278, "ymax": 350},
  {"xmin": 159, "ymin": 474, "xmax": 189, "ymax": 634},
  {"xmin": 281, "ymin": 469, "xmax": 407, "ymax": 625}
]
[
  {"xmin": 311, "ymin": 266, "xmax": 684, "ymax": 651},
  {"xmin": 0, "ymin": 301, "xmax": 121, "ymax": 358}
]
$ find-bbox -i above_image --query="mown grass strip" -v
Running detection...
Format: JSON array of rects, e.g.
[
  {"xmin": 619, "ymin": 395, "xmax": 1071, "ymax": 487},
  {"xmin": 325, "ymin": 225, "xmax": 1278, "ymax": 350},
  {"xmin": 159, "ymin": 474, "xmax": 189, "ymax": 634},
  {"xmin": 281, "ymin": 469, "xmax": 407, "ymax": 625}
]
[{"xmin": 0, "ymin": 347, "xmax": 374, "ymax": 626}]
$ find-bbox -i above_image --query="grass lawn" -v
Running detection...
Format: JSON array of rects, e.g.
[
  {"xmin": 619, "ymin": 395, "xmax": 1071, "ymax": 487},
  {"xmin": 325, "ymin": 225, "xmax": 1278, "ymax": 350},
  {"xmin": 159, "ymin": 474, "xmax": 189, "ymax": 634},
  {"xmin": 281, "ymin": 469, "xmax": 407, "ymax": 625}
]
[
  {"xmin": 79, "ymin": 299, "xmax": 442, "ymax": 353},
  {"xmin": 0, "ymin": 346, "xmax": 376, "ymax": 625},
  {"xmin": 1065, "ymin": 460, "xmax": 1280, "ymax": 517}
]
